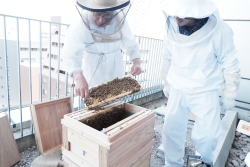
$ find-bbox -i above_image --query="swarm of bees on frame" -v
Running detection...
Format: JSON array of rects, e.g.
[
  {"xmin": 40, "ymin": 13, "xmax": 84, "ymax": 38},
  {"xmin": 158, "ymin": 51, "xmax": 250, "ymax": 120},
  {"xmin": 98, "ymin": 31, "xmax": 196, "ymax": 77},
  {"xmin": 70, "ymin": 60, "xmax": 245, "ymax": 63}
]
[
  {"xmin": 81, "ymin": 106, "xmax": 125, "ymax": 131},
  {"xmin": 84, "ymin": 77, "xmax": 141, "ymax": 106}
]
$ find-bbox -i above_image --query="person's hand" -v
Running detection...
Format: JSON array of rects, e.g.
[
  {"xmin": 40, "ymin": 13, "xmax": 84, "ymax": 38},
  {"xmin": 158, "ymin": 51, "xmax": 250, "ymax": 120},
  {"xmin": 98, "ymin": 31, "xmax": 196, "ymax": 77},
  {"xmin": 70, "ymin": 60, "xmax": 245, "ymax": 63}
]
[
  {"xmin": 163, "ymin": 84, "xmax": 171, "ymax": 98},
  {"xmin": 130, "ymin": 58, "xmax": 142, "ymax": 76},
  {"xmin": 73, "ymin": 72, "xmax": 89, "ymax": 99},
  {"xmin": 220, "ymin": 96, "xmax": 236, "ymax": 114}
]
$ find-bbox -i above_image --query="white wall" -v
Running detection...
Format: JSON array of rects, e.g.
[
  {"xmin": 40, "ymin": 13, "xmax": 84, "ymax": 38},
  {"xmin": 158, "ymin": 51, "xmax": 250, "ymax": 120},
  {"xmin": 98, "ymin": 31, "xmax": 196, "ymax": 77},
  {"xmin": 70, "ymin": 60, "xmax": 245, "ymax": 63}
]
[
  {"xmin": 215, "ymin": 0, "xmax": 250, "ymax": 109},
  {"xmin": 215, "ymin": 0, "xmax": 250, "ymax": 20}
]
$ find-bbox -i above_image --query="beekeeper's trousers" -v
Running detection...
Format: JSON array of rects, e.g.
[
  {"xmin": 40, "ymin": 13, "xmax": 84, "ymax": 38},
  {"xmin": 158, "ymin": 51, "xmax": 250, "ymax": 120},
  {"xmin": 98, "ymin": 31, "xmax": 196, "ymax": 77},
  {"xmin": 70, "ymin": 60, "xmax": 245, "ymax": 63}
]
[{"xmin": 163, "ymin": 87, "xmax": 221, "ymax": 167}]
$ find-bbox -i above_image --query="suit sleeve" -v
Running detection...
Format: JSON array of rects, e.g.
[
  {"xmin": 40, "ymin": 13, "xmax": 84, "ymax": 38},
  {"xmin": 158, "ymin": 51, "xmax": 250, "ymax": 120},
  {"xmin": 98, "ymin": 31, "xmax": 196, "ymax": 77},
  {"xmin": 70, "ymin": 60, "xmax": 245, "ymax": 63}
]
[
  {"xmin": 120, "ymin": 20, "xmax": 141, "ymax": 61},
  {"xmin": 62, "ymin": 20, "xmax": 85, "ymax": 77}
]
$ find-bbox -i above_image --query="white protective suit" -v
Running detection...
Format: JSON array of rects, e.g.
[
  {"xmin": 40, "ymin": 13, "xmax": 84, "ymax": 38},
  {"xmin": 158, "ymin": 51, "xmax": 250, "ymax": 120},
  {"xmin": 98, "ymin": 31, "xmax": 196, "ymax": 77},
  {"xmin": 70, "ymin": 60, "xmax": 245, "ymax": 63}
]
[
  {"xmin": 161, "ymin": 11, "xmax": 240, "ymax": 166},
  {"xmin": 62, "ymin": 16, "xmax": 140, "ymax": 88}
]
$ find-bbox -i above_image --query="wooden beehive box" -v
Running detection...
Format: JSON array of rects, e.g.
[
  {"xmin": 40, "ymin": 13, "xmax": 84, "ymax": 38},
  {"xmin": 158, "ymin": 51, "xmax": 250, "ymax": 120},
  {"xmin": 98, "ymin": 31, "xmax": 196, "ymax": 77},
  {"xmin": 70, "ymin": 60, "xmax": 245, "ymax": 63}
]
[
  {"xmin": 30, "ymin": 97, "xmax": 73, "ymax": 154},
  {"xmin": 62, "ymin": 102, "xmax": 155, "ymax": 167},
  {"xmin": 62, "ymin": 77, "xmax": 156, "ymax": 167}
]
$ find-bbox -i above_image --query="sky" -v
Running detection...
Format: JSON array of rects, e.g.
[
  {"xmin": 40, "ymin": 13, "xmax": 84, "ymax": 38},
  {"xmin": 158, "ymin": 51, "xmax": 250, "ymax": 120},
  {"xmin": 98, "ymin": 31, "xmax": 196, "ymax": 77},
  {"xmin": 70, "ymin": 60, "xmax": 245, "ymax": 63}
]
[
  {"xmin": 0, "ymin": 0, "xmax": 78, "ymax": 23},
  {"xmin": 1, "ymin": 0, "xmax": 250, "ymax": 23},
  {"xmin": 215, "ymin": 0, "xmax": 250, "ymax": 20},
  {"xmin": 1, "ymin": 0, "xmax": 250, "ymax": 40}
]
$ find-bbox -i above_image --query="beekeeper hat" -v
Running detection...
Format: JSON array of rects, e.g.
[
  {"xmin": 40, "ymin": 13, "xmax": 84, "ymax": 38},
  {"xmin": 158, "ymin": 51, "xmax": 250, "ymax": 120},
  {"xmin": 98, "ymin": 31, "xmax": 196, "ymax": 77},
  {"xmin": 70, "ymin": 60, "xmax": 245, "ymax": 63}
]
[
  {"xmin": 76, "ymin": 0, "xmax": 130, "ymax": 12},
  {"xmin": 159, "ymin": 0, "xmax": 217, "ymax": 18}
]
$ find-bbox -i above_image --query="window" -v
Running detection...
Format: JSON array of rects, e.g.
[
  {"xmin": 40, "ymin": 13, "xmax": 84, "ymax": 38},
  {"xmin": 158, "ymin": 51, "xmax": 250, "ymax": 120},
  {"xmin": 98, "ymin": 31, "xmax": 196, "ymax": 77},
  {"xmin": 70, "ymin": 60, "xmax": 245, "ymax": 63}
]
[
  {"xmin": 43, "ymin": 65, "xmax": 49, "ymax": 69},
  {"xmin": 21, "ymin": 58, "xmax": 35, "ymax": 62},
  {"xmin": 60, "ymin": 43, "xmax": 64, "ymax": 48},
  {"xmin": 42, "ymin": 48, "xmax": 47, "ymax": 52},
  {"xmin": 59, "ymin": 70, "xmax": 65, "ymax": 74},
  {"xmin": 43, "ymin": 78, "xmax": 47, "ymax": 84},
  {"xmin": 52, "ymin": 42, "xmax": 58, "ymax": 47},
  {"xmin": 31, "ymin": 48, "xmax": 38, "ymax": 51},
  {"xmin": 20, "ymin": 47, "xmax": 28, "ymax": 51},
  {"xmin": 43, "ymin": 65, "xmax": 55, "ymax": 71},
  {"xmin": 53, "ymin": 55, "xmax": 58, "ymax": 60},
  {"xmin": 43, "ymin": 89, "xmax": 47, "ymax": 95},
  {"xmin": 49, "ymin": 54, "xmax": 57, "ymax": 59}
]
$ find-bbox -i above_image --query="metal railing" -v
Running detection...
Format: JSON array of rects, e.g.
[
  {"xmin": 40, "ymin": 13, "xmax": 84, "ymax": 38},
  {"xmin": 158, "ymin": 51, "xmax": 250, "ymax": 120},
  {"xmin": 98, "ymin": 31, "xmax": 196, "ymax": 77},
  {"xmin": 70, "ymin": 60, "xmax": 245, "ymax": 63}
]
[{"xmin": 0, "ymin": 14, "xmax": 163, "ymax": 139}]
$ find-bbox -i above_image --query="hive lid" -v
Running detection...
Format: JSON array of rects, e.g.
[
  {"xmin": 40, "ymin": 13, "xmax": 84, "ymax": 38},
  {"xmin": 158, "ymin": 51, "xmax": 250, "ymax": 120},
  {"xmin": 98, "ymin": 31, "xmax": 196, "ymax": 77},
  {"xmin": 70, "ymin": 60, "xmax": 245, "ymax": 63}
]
[
  {"xmin": 0, "ymin": 113, "xmax": 21, "ymax": 167},
  {"xmin": 30, "ymin": 96, "xmax": 73, "ymax": 154},
  {"xmin": 85, "ymin": 76, "xmax": 141, "ymax": 110}
]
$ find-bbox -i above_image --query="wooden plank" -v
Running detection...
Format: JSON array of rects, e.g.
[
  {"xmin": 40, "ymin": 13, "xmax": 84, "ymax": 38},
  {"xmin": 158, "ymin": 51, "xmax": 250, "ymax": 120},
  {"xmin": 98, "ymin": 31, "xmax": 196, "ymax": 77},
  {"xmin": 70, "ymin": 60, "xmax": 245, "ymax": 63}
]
[
  {"xmin": 68, "ymin": 128, "xmax": 100, "ymax": 159},
  {"xmin": 116, "ymin": 139, "xmax": 154, "ymax": 167},
  {"xmin": 63, "ymin": 155, "xmax": 79, "ymax": 167},
  {"xmin": 109, "ymin": 116, "xmax": 155, "ymax": 155},
  {"xmin": 124, "ymin": 103, "xmax": 147, "ymax": 114},
  {"xmin": 99, "ymin": 146, "xmax": 108, "ymax": 167},
  {"xmin": 109, "ymin": 117, "xmax": 155, "ymax": 166},
  {"xmin": 74, "ymin": 110, "xmax": 96, "ymax": 121},
  {"xmin": 107, "ymin": 110, "xmax": 153, "ymax": 136},
  {"xmin": 70, "ymin": 143, "xmax": 99, "ymax": 166},
  {"xmin": 66, "ymin": 109, "xmax": 87, "ymax": 117},
  {"xmin": 33, "ymin": 97, "xmax": 72, "ymax": 110},
  {"xmin": 30, "ymin": 104, "xmax": 44, "ymax": 154},
  {"xmin": 63, "ymin": 116, "xmax": 109, "ymax": 142},
  {"xmin": 62, "ymin": 124, "xmax": 70, "ymax": 150},
  {"xmin": 86, "ymin": 91, "xmax": 135, "ymax": 109},
  {"xmin": 61, "ymin": 119, "xmax": 111, "ymax": 149},
  {"xmin": 110, "ymin": 137, "xmax": 153, "ymax": 167},
  {"xmin": 132, "ymin": 149, "xmax": 152, "ymax": 167},
  {"xmin": 103, "ymin": 109, "xmax": 148, "ymax": 134},
  {"xmin": 67, "ymin": 101, "xmax": 122, "ymax": 119},
  {"xmin": 79, "ymin": 104, "xmax": 125, "ymax": 123},
  {"xmin": 30, "ymin": 96, "xmax": 72, "ymax": 154},
  {"xmin": 62, "ymin": 148, "xmax": 94, "ymax": 167},
  {"xmin": 109, "ymin": 112, "xmax": 155, "ymax": 142},
  {"xmin": 0, "ymin": 113, "xmax": 21, "ymax": 167}
]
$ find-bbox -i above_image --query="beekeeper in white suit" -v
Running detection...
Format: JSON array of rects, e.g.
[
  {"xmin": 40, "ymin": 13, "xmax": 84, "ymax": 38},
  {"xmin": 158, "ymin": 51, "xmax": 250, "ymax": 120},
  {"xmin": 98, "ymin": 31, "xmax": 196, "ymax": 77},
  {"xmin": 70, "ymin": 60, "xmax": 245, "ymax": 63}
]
[
  {"xmin": 62, "ymin": 0, "xmax": 141, "ymax": 99},
  {"xmin": 159, "ymin": 0, "xmax": 241, "ymax": 166}
]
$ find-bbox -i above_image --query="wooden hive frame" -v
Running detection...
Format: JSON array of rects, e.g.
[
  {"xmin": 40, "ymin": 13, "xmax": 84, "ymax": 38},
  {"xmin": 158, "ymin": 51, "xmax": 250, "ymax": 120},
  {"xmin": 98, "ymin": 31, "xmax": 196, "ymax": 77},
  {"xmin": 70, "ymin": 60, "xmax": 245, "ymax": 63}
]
[
  {"xmin": 62, "ymin": 102, "xmax": 155, "ymax": 167},
  {"xmin": 85, "ymin": 76, "xmax": 142, "ymax": 110}
]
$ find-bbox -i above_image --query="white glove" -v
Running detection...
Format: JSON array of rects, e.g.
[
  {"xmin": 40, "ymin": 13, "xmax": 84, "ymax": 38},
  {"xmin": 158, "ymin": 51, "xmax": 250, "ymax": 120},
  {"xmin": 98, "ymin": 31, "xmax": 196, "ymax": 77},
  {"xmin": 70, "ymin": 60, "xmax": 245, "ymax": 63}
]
[
  {"xmin": 163, "ymin": 83, "xmax": 171, "ymax": 98},
  {"xmin": 73, "ymin": 72, "xmax": 89, "ymax": 99},
  {"xmin": 220, "ymin": 69, "xmax": 241, "ymax": 114},
  {"xmin": 160, "ymin": 57, "xmax": 171, "ymax": 98},
  {"xmin": 220, "ymin": 96, "xmax": 236, "ymax": 114}
]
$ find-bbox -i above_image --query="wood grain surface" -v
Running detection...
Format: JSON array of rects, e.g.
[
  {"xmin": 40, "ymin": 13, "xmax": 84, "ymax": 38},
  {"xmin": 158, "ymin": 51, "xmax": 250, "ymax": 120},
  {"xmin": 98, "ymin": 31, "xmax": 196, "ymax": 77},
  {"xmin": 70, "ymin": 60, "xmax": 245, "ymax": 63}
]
[
  {"xmin": 31, "ymin": 97, "xmax": 73, "ymax": 154},
  {"xmin": 0, "ymin": 113, "xmax": 21, "ymax": 167}
]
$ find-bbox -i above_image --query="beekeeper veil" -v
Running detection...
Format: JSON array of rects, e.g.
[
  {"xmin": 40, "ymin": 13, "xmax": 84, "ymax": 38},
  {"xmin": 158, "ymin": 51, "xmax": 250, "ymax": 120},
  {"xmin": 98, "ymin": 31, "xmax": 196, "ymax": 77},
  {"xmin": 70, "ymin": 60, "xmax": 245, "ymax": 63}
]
[
  {"xmin": 76, "ymin": 0, "xmax": 131, "ymax": 43},
  {"xmin": 159, "ymin": 0, "xmax": 218, "ymax": 46}
]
